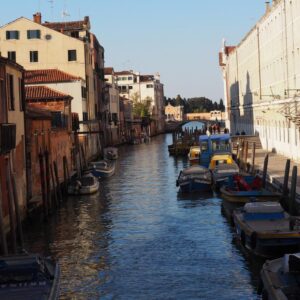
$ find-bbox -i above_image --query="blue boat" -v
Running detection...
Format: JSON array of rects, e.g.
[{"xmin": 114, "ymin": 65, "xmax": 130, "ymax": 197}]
[
  {"xmin": 176, "ymin": 165, "xmax": 212, "ymax": 193},
  {"xmin": 0, "ymin": 254, "xmax": 60, "ymax": 300},
  {"xmin": 199, "ymin": 134, "xmax": 231, "ymax": 167}
]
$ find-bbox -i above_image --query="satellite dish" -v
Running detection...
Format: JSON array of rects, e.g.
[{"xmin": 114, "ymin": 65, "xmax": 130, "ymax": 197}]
[{"xmin": 45, "ymin": 34, "xmax": 52, "ymax": 40}]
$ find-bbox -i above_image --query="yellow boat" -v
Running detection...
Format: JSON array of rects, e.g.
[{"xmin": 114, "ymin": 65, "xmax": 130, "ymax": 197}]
[{"xmin": 188, "ymin": 146, "xmax": 201, "ymax": 165}]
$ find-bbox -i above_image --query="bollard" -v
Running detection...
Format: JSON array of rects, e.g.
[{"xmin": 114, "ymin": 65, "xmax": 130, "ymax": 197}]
[
  {"xmin": 262, "ymin": 154, "xmax": 269, "ymax": 189},
  {"xmin": 289, "ymin": 166, "xmax": 297, "ymax": 216}
]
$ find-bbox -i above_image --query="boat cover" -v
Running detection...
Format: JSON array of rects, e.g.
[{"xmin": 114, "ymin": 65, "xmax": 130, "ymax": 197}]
[
  {"xmin": 283, "ymin": 253, "xmax": 300, "ymax": 273},
  {"xmin": 244, "ymin": 202, "xmax": 283, "ymax": 213},
  {"xmin": 182, "ymin": 165, "xmax": 210, "ymax": 175}
]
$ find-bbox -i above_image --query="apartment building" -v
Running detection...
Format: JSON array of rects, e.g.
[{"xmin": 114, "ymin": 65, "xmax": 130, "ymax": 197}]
[
  {"xmin": 220, "ymin": 0, "xmax": 300, "ymax": 160},
  {"xmin": 0, "ymin": 13, "xmax": 105, "ymax": 159}
]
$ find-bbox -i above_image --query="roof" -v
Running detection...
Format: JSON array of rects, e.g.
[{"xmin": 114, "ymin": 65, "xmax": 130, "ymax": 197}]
[
  {"xmin": 26, "ymin": 105, "xmax": 52, "ymax": 119},
  {"xmin": 0, "ymin": 56, "xmax": 24, "ymax": 72},
  {"xmin": 104, "ymin": 67, "xmax": 114, "ymax": 75},
  {"xmin": 25, "ymin": 86, "xmax": 73, "ymax": 102},
  {"xmin": 140, "ymin": 75, "xmax": 154, "ymax": 82},
  {"xmin": 42, "ymin": 16, "xmax": 90, "ymax": 32},
  {"xmin": 25, "ymin": 69, "xmax": 81, "ymax": 84},
  {"xmin": 115, "ymin": 71, "xmax": 134, "ymax": 76}
]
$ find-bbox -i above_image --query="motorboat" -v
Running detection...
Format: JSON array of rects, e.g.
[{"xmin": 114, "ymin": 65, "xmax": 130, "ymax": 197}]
[
  {"xmin": 260, "ymin": 253, "xmax": 300, "ymax": 299},
  {"xmin": 188, "ymin": 146, "xmax": 201, "ymax": 165},
  {"xmin": 88, "ymin": 160, "xmax": 115, "ymax": 178},
  {"xmin": 233, "ymin": 202, "xmax": 300, "ymax": 257},
  {"xmin": 208, "ymin": 153, "xmax": 239, "ymax": 189},
  {"xmin": 103, "ymin": 147, "xmax": 118, "ymax": 160},
  {"xmin": 67, "ymin": 173, "xmax": 99, "ymax": 195},
  {"xmin": 0, "ymin": 254, "xmax": 60, "ymax": 300},
  {"xmin": 176, "ymin": 165, "xmax": 212, "ymax": 193},
  {"xmin": 220, "ymin": 174, "xmax": 281, "ymax": 219}
]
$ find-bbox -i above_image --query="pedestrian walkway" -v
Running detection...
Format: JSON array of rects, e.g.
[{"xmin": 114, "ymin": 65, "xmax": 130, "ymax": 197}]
[{"xmin": 252, "ymin": 149, "xmax": 300, "ymax": 204}]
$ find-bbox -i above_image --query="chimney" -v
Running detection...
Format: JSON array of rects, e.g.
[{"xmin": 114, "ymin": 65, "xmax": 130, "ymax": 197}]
[
  {"xmin": 33, "ymin": 12, "xmax": 42, "ymax": 24},
  {"xmin": 265, "ymin": 1, "xmax": 271, "ymax": 13}
]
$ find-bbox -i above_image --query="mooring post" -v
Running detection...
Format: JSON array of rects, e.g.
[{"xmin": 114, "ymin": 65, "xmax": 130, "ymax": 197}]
[
  {"xmin": 50, "ymin": 164, "xmax": 58, "ymax": 207},
  {"xmin": 244, "ymin": 141, "xmax": 249, "ymax": 172},
  {"xmin": 80, "ymin": 145, "xmax": 87, "ymax": 170},
  {"xmin": 44, "ymin": 150, "xmax": 51, "ymax": 213},
  {"xmin": 0, "ymin": 177, "xmax": 8, "ymax": 255},
  {"xmin": 39, "ymin": 150, "xmax": 48, "ymax": 219},
  {"xmin": 63, "ymin": 156, "xmax": 68, "ymax": 195},
  {"xmin": 53, "ymin": 161, "xmax": 63, "ymax": 202},
  {"xmin": 11, "ymin": 172, "xmax": 24, "ymax": 249},
  {"xmin": 251, "ymin": 142, "xmax": 256, "ymax": 174},
  {"xmin": 282, "ymin": 159, "xmax": 291, "ymax": 198},
  {"xmin": 289, "ymin": 166, "xmax": 297, "ymax": 215},
  {"xmin": 5, "ymin": 158, "xmax": 17, "ymax": 253},
  {"xmin": 262, "ymin": 154, "xmax": 269, "ymax": 189}
]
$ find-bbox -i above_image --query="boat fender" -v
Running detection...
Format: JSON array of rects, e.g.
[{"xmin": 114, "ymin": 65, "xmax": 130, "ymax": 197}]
[
  {"xmin": 241, "ymin": 231, "xmax": 246, "ymax": 247},
  {"xmin": 250, "ymin": 232, "xmax": 257, "ymax": 250}
]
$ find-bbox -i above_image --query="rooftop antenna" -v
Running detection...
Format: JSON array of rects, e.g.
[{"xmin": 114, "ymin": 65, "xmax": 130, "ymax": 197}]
[
  {"xmin": 62, "ymin": 0, "xmax": 70, "ymax": 21},
  {"xmin": 48, "ymin": 0, "xmax": 54, "ymax": 20}
]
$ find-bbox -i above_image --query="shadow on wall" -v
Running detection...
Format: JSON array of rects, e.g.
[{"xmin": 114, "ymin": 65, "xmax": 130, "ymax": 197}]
[{"xmin": 229, "ymin": 72, "xmax": 255, "ymax": 135}]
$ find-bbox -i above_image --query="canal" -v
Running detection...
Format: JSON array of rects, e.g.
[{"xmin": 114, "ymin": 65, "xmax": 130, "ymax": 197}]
[{"xmin": 23, "ymin": 134, "xmax": 263, "ymax": 299}]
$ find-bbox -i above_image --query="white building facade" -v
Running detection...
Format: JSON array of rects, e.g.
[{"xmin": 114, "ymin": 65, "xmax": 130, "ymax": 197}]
[
  {"xmin": 115, "ymin": 71, "xmax": 165, "ymax": 134},
  {"xmin": 220, "ymin": 0, "xmax": 300, "ymax": 161}
]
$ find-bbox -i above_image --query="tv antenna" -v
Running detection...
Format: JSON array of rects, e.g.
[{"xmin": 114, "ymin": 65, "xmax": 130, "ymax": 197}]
[
  {"xmin": 62, "ymin": 0, "xmax": 70, "ymax": 21},
  {"xmin": 48, "ymin": 0, "xmax": 54, "ymax": 20}
]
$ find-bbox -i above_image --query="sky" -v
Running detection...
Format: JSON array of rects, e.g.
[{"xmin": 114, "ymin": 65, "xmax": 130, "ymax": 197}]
[{"xmin": 0, "ymin": 0, "xmax": 266, "ymax": 101}]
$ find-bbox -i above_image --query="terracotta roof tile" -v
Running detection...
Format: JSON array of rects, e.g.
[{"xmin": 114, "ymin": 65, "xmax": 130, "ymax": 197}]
[
  {"xmin": 25, "ymin": 69, "xmax": 81, "ymax": 84},
  {"xmin": 43, "ymin": 16, "xmax": 90, "ymax": 32},
  {"xmin": 25, "ymin": 86, "xmax": 72, "ymax": 102},
  {"xmin": 104, "ymin": 67, "xmax": 114, "ymax": 75}
]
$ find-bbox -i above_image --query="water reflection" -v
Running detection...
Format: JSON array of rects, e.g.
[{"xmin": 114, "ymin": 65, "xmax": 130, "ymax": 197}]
[{"xmin": 23, "ymin": 134, "xmax": 262, "ymax": 299}]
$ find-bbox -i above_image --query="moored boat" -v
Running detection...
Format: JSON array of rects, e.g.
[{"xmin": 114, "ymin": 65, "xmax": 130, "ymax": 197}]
[
  {"xmin": 103, "ymin": 147, "xmax": 118, "ymax": 160},
  {"xmin": 176, "ymin": 165, "xmax": 212, "ymax": 193},
  {"xmin": 67, "ymin": 173, "xmax": 100, "ymax": 195},
  {"xmin": 88, "ymin": 160, "xmax": 115, "ymax": 178},
  {"xmin": 188, "ymin": 146, "xmax": 201, "ymax": 165},
  {"xmin": 260, "ymin": 253, "xmax": 300, "ymax": 299},
  {"xmin": 233, "ymin": 202, "xmax": 300, "ymax": 257},
  {"xmin": 220, "ymin": 174, "xmax": 281, "ymax": 219},
  {"xmin": 209, "ymin": 153, "xmax": 239, "ymax": 189},
  {"xmin": 0, "ymin": 254, "xmax": 60, "ymax": 300}
]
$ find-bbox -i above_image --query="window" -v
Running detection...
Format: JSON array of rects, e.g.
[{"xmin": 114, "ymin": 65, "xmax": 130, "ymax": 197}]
[
  {"xmin": 81, "ymin": 86, "xmax": 87, "ymax": 98},
  {"xmin": 68, "ymin": 50, "xmax": 77, "ymax": 61},
  {"xmin": 27, "ymin": 30, "xmax": 41, "ymax": 39},
  {"xmin": 30, "ymin": 51, "xmax": 38, "ymax": 62},
  {"xmin": 129, "ymin": 86, "xmax": 133, "ymax": 90},
  {"xmin": 71, "ymin": 31, "xmax": 79, "ymax": 38},
  {"xmin": 7, "ymin": 74, "xmax": 15, "ymax": 111},
  {"xmin": 146, "ymin": 84, "xmax": 153, "ymax": 88},
  {"xmin": 6, "ymin": 31, "xmax": 19, "ymax": 40},
  {"xmin": 7, "ymin": 51, "xmax": 16, "ymax": 62},
  {"xmin": 82, "ymin": 112, "xmax": 88, "ymax": 121},
  {"xmin": 128, "ymin": 76, "xmax": 133, "ymax": 80}
]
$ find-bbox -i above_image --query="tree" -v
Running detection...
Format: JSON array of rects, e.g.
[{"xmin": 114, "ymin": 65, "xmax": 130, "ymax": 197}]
[
  {"xmin": 132, "ymin": 92, "xmax": 152, "ymax": 117},
  {"xmin": 219, "ymin": 98, "xmax": 225, "ymax": 111}
]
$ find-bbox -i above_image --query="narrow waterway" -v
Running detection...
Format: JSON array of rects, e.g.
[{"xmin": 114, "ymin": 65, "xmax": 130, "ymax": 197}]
[{"xmin": 23, "ymin": 134, "xmax": 263, "ymax": 299}]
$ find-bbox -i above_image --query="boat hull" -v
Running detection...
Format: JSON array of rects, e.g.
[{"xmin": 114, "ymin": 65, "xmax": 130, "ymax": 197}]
[{"xmin": 179, "ymin": 179, "xmax": 211, "ymax": 193}]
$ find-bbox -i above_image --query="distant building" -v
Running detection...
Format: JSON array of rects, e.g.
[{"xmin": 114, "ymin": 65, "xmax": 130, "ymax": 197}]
[
  {"xmin": 115, "ymin": 70, "xmax": 165, "ymax": 135},
  {"xmin": 165, "ymin": 103, "xmax": 184, "ymax": 121}
]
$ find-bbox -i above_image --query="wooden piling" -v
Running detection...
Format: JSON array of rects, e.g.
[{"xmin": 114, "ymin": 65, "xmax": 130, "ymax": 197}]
[
  {"xmin": 80, "ymin": 145, "xmax": 87, "ymax": 170},
  {"xmin": 0, "ymin": 179, "xmax": 8, "ymax": 255},
  {"xmin": 44, "ymin": 150, "xmax": 51, "ymax": 213},
  {"xmin": 50, "ymin": 164, "xmax": 58, "ymax": 207},
  {"xmin": 11, "ymin": 174, "xmax": 24, "ymax": 249},
  {"xmin": 262, "ymin": 154, "xmax": 269, "ymax": 189},
  {"xmin": 39, "ymin": 151, "xmax": 48, "ymax": 218},
  {"xmin": 282, "ymin": 159, "xmax": 291, "ymax": 198},
  {"xmin": 251, "ymin": 142, "xmax": 256, "ymax": 174},
  {"xmin": 63, "ymin": 156, "xmax": 68, "ymax": 195},
  {"xmin": 289, "ymin": 166, "xmax": 297, "ymax": 215},
  {"xmin": 53, "ymin": 161, "xmax": 63, "ymax": 202},
  {"xmin": 6, "ymin": 158, "xmax": 17, "ymax": 253},
  {"xmin": 244, "ymin": 141, "xmax": 249, "ymax": 172}
]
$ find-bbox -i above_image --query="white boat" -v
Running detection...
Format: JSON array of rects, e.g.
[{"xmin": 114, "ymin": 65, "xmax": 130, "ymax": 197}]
[
  {"xmin": 88, "ymin": 160, "xmax": 115, "ymax": 178},
  {"xmin": 67, "ymin": 173, "xmax": 99, "ymax": 195},
  {"xmin": 260, "ymin": 253, "xmax": 300, "ymax": 299},
  {"xmin": 0, "ymin": 254, "xmax": 60, "ymax": 300},
  {"xmin": 103, "ymin": 147, "xmax": 118, "ymax": 160}
]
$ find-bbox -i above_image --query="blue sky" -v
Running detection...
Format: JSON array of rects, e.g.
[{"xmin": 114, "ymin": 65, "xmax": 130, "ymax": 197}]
[{"xmin": 0, "ymin": 0, "xmax": 266, "ymax": 101}]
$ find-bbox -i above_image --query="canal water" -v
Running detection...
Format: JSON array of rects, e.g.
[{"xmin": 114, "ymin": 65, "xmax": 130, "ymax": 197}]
[{"xmin": 23, "ymin": 133, "xmax": 264, "ymax": 300}]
